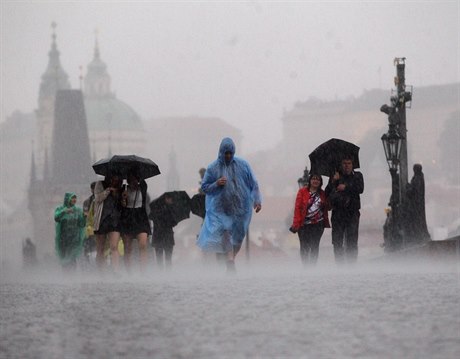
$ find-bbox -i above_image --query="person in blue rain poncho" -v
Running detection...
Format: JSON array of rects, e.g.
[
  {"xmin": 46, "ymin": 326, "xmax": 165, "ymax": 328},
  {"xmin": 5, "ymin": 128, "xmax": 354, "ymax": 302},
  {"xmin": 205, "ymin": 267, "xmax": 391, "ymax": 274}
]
[
  {"xmin": 197, "ymin": 137, "xmax": 262, "ymax": 271},
  {"xmin": 54, "ymin": 192, "xmax": 86, "ymax": 270}
]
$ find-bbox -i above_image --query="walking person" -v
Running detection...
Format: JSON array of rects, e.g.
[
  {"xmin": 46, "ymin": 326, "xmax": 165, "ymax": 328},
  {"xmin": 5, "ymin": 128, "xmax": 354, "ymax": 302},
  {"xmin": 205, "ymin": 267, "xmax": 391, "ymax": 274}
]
[
  {"xmin": 290, "ymin": 174, "xmax": 330, "ymax": 266},
  {"xmin": 54, "ymin": 192, "xmax": 86, "ymax": 270},
  {"xmin": 151, "ymin": 193, "xmax": 177, "ymax": 270},
  {"xmin": 325, "ymin": 156, "xmax": 364, "ymax": 263},
  {"xmin": 93, "ymin": 173, "xmax": 123, "ymax": 272},
  {"xmin": 120, "ymin": 172, "xmax": 151, "ymax": 272},
  {"xmin": 197, "ymin": 137, "xmax": 262, "ymax": 272}
]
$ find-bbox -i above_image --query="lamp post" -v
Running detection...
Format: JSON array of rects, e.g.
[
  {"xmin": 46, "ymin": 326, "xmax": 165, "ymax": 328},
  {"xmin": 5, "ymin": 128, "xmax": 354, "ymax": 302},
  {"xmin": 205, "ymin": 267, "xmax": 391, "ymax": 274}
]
[
  {"xmin": 394, "ymin": 58, "xmax": 411, "ymax": 200},
  {"xmin": 380, "ymin": 57, "xmax": 412, "ymax": 251},
  {"xmin": 381, "ymin": 125, "xmax": 403, "ymax": 250}
]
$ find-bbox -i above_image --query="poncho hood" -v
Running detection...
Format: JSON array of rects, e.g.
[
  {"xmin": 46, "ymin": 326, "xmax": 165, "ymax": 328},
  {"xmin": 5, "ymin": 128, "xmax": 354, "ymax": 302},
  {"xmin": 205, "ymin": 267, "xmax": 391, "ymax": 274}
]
[
  {"xmin": 218, "ymin": 137, "xmax": 235, "ymax": 164},
  {"xmin": 63, "ymin": 192, "xmax": 77, "ymax": 207}
]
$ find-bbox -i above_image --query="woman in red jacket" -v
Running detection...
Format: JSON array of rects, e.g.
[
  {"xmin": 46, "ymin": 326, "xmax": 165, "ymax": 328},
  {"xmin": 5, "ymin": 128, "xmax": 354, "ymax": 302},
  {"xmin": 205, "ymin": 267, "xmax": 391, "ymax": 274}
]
[{"xmin": 290, "ymin": 174, "xmax": 330, "ymax": 266}]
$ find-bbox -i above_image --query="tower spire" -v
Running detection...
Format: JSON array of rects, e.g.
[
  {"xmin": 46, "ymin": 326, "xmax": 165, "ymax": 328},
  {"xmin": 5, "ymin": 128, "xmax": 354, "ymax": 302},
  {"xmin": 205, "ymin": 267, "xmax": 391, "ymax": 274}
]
[
  {"xmin": 38, "ymin": 21, "xmax": 70, "ymax": 100},
  {"xmin": 94, "ymin": 28, "xmax": 100, "ymax": 60},
  {"xmin": 51, "ymin": 21, "xmax": 57, "ymax": 56},
  {"xmin": 84, "ymin": 28, "xmax": 112, "ymax": 98},
  {"xmin": 47, "ymin": 22, "xmax": 64, "ymax": 81},
  {"xmin": 35, "ymin": 22, "xmax": 70, "ymax": 184}
]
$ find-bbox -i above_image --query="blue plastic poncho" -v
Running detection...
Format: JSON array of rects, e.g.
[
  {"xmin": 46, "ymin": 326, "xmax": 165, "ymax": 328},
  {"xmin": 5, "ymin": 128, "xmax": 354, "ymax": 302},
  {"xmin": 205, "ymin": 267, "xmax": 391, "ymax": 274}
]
[
  {"xmin": 54, "ymin": 192, "xmax": 86, "ymax": 265},
  {"xmin": 197, "ymin": 138, "xmax": 261, "ymax": 253}
]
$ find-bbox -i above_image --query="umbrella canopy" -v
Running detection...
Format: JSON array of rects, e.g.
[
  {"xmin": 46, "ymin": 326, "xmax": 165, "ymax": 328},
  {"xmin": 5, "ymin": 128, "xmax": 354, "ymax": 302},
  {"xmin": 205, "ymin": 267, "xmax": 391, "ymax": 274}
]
[
  {"xmin": 92, "ymin": 155, "xmax": 160, "ymax": 179},
  {"xmin": 149, "ymin": 191, "xmax": 191, "ymax": 225},
  {"xmin": 309, "ymin": 138, "xmax": 360, "ymax": 177},
  {"xmin": 190, "ymin": 193, "xmax": 206, "ymax": 219}
]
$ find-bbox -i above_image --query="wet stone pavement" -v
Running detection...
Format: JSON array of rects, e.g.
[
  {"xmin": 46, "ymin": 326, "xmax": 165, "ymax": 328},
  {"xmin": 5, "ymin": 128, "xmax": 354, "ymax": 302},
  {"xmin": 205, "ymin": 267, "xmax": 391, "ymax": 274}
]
[{"xmin": 1, "ymin": 260, "xmax": 460, "ymax": 359}]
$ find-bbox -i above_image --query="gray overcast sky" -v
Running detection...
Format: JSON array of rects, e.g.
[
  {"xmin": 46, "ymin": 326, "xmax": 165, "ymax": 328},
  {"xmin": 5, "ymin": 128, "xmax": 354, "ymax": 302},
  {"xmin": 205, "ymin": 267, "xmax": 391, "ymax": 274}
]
[{"xmin": 1, "ymin": 1, "xmax": 459, "ymax": 153}]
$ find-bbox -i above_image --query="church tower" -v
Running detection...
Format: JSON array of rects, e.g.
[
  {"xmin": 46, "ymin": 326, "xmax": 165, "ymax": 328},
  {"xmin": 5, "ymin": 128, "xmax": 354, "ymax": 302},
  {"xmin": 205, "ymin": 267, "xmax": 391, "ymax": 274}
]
[
  {"xmin": 29, "ymin": 89, "xmax": 94, "ymax": 260},
  {"xmin": 52, "ymin": 89, "xmax": 93, "ymax": 185},
  {"xmin": 84, "ymin": 31, "xmax": 113, "ymax": 99},
  {"xmin": 29, "ymin": 25, "xmax": 94, "ymax": 260},
  {"xmin": 82, "ymin": 32, "xmax": 146, "ymax": 161},
  {"xmin": 35, "ymin": 22, "xmax": 70, "ymax": 174}
]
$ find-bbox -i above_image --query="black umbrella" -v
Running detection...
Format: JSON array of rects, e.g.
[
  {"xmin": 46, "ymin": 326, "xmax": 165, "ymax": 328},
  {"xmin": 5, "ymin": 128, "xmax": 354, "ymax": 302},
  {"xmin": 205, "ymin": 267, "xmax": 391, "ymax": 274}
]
[
  {"xmin": 190, "ymin": 193, "xmax": 206, "ymax": 218},
  {"xmin": 149, "ymin": 191, "xmax": 191, "ymax": 225},
  {"xmin": 309, "ymin": 138, "xmax": 360, "ymax": 177},
  {"xmin": 92, "ymin": 155, "xmax": 160, "ymax": 179}
]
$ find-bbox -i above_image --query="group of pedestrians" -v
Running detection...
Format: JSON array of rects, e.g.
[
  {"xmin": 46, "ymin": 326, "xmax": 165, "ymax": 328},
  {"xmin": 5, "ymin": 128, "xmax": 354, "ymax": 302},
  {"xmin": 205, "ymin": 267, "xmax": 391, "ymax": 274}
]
[
  {"xmin": 53, "ymin": 137, "xmax": 364, "ymax": 273},
  {"xmin": 290, "ymin": 156, "xmax": 364, "ymax": 265},
  {"xmin": 54, "ymin": 171, "xmax": 154, "ymax": 273}
]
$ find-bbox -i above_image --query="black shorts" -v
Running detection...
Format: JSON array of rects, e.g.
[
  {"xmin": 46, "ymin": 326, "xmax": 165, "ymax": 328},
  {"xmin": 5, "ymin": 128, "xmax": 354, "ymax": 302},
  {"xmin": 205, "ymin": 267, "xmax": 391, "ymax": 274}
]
[
  {"xmin": 120, "ymin": 208, "xmax": 151, "ymax": 236},
  {"xmin": 94, "ymin": 215, "xmax": 121, "ymax": 235}
]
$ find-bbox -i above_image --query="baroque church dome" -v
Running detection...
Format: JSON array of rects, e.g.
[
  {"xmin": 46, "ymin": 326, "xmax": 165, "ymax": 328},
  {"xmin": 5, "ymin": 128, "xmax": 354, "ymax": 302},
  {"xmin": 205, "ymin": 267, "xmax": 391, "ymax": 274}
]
[{"xmin": 84, "ymin": 96, "xmax": 143, "ymax": 131}]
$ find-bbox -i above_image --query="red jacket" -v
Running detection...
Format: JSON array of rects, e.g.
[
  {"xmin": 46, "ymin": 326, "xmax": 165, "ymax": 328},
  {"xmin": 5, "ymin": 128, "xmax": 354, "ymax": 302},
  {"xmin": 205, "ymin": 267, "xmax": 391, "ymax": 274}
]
[{"xmin": 291, "ymin": 187, "xmax": 330, "ymax": 230}]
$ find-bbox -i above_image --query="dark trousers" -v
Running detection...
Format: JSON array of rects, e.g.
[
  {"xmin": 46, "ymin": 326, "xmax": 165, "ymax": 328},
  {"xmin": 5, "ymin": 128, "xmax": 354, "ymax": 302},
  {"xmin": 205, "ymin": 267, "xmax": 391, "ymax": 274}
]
[
  {"xmin": 60, "ymin": 236, "xmax": 78, "ymax": 270},
  {"xmin": 331, "ymin": 210, "xmax": 360, "ymax": 263},
  {"xmin": 298, "ymin": 223, "xmax": 324, "ymax": 265},
  {"xmin": 155, "ymin": 246, "xmax": 173, "ymax": 268}
]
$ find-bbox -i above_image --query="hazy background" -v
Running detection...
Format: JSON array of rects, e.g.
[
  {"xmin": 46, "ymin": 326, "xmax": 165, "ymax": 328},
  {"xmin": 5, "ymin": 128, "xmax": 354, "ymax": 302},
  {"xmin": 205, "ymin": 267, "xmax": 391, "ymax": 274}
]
[
  {"xmin": 1, "ymin": 4, "xmax": 459, "ymax": 356},
  {"xmin": 2, "ymin": 1, "xmax": 459, "ymax": 152}
]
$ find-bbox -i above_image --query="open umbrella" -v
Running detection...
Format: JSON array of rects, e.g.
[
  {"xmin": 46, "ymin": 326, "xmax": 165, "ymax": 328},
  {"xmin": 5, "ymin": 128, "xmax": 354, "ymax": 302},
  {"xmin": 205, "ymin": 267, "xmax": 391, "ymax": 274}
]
[
  {"xmin": 149, "ymin": 191, "xmax": 191, "ymax": 225},
  {"xmin": 309, "ymin": 138, "xmax": 360, "ymax": 177},
  {"xmin": 92, "ymin": 155, "xmax": 160, "ymax": 179},
  {"xmin": 190, "ymin": 193, "xmax": 206, "ymax": 218}
]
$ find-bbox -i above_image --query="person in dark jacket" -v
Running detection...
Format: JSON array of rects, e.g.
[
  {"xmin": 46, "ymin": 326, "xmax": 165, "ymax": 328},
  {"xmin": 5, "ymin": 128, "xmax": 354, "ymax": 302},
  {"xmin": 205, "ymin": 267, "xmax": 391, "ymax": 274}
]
[
  {"xmin": 290, "ymin": 174, "xmax": 330, "ymax": 266},
  {"xmin": 325, "ymin": 156, "xmax": 364, "ymax": 263},
  {"xmin": 151, "ymin": 193, "xmax": 177, "ymax": 269}
]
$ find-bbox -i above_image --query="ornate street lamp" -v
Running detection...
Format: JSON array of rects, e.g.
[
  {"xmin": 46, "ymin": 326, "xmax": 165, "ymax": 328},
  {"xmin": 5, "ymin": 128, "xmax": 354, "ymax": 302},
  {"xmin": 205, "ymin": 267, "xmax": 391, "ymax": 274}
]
[{"xmin": 381, "ymin": 127, "xmax": 402, "ymax": 171}]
